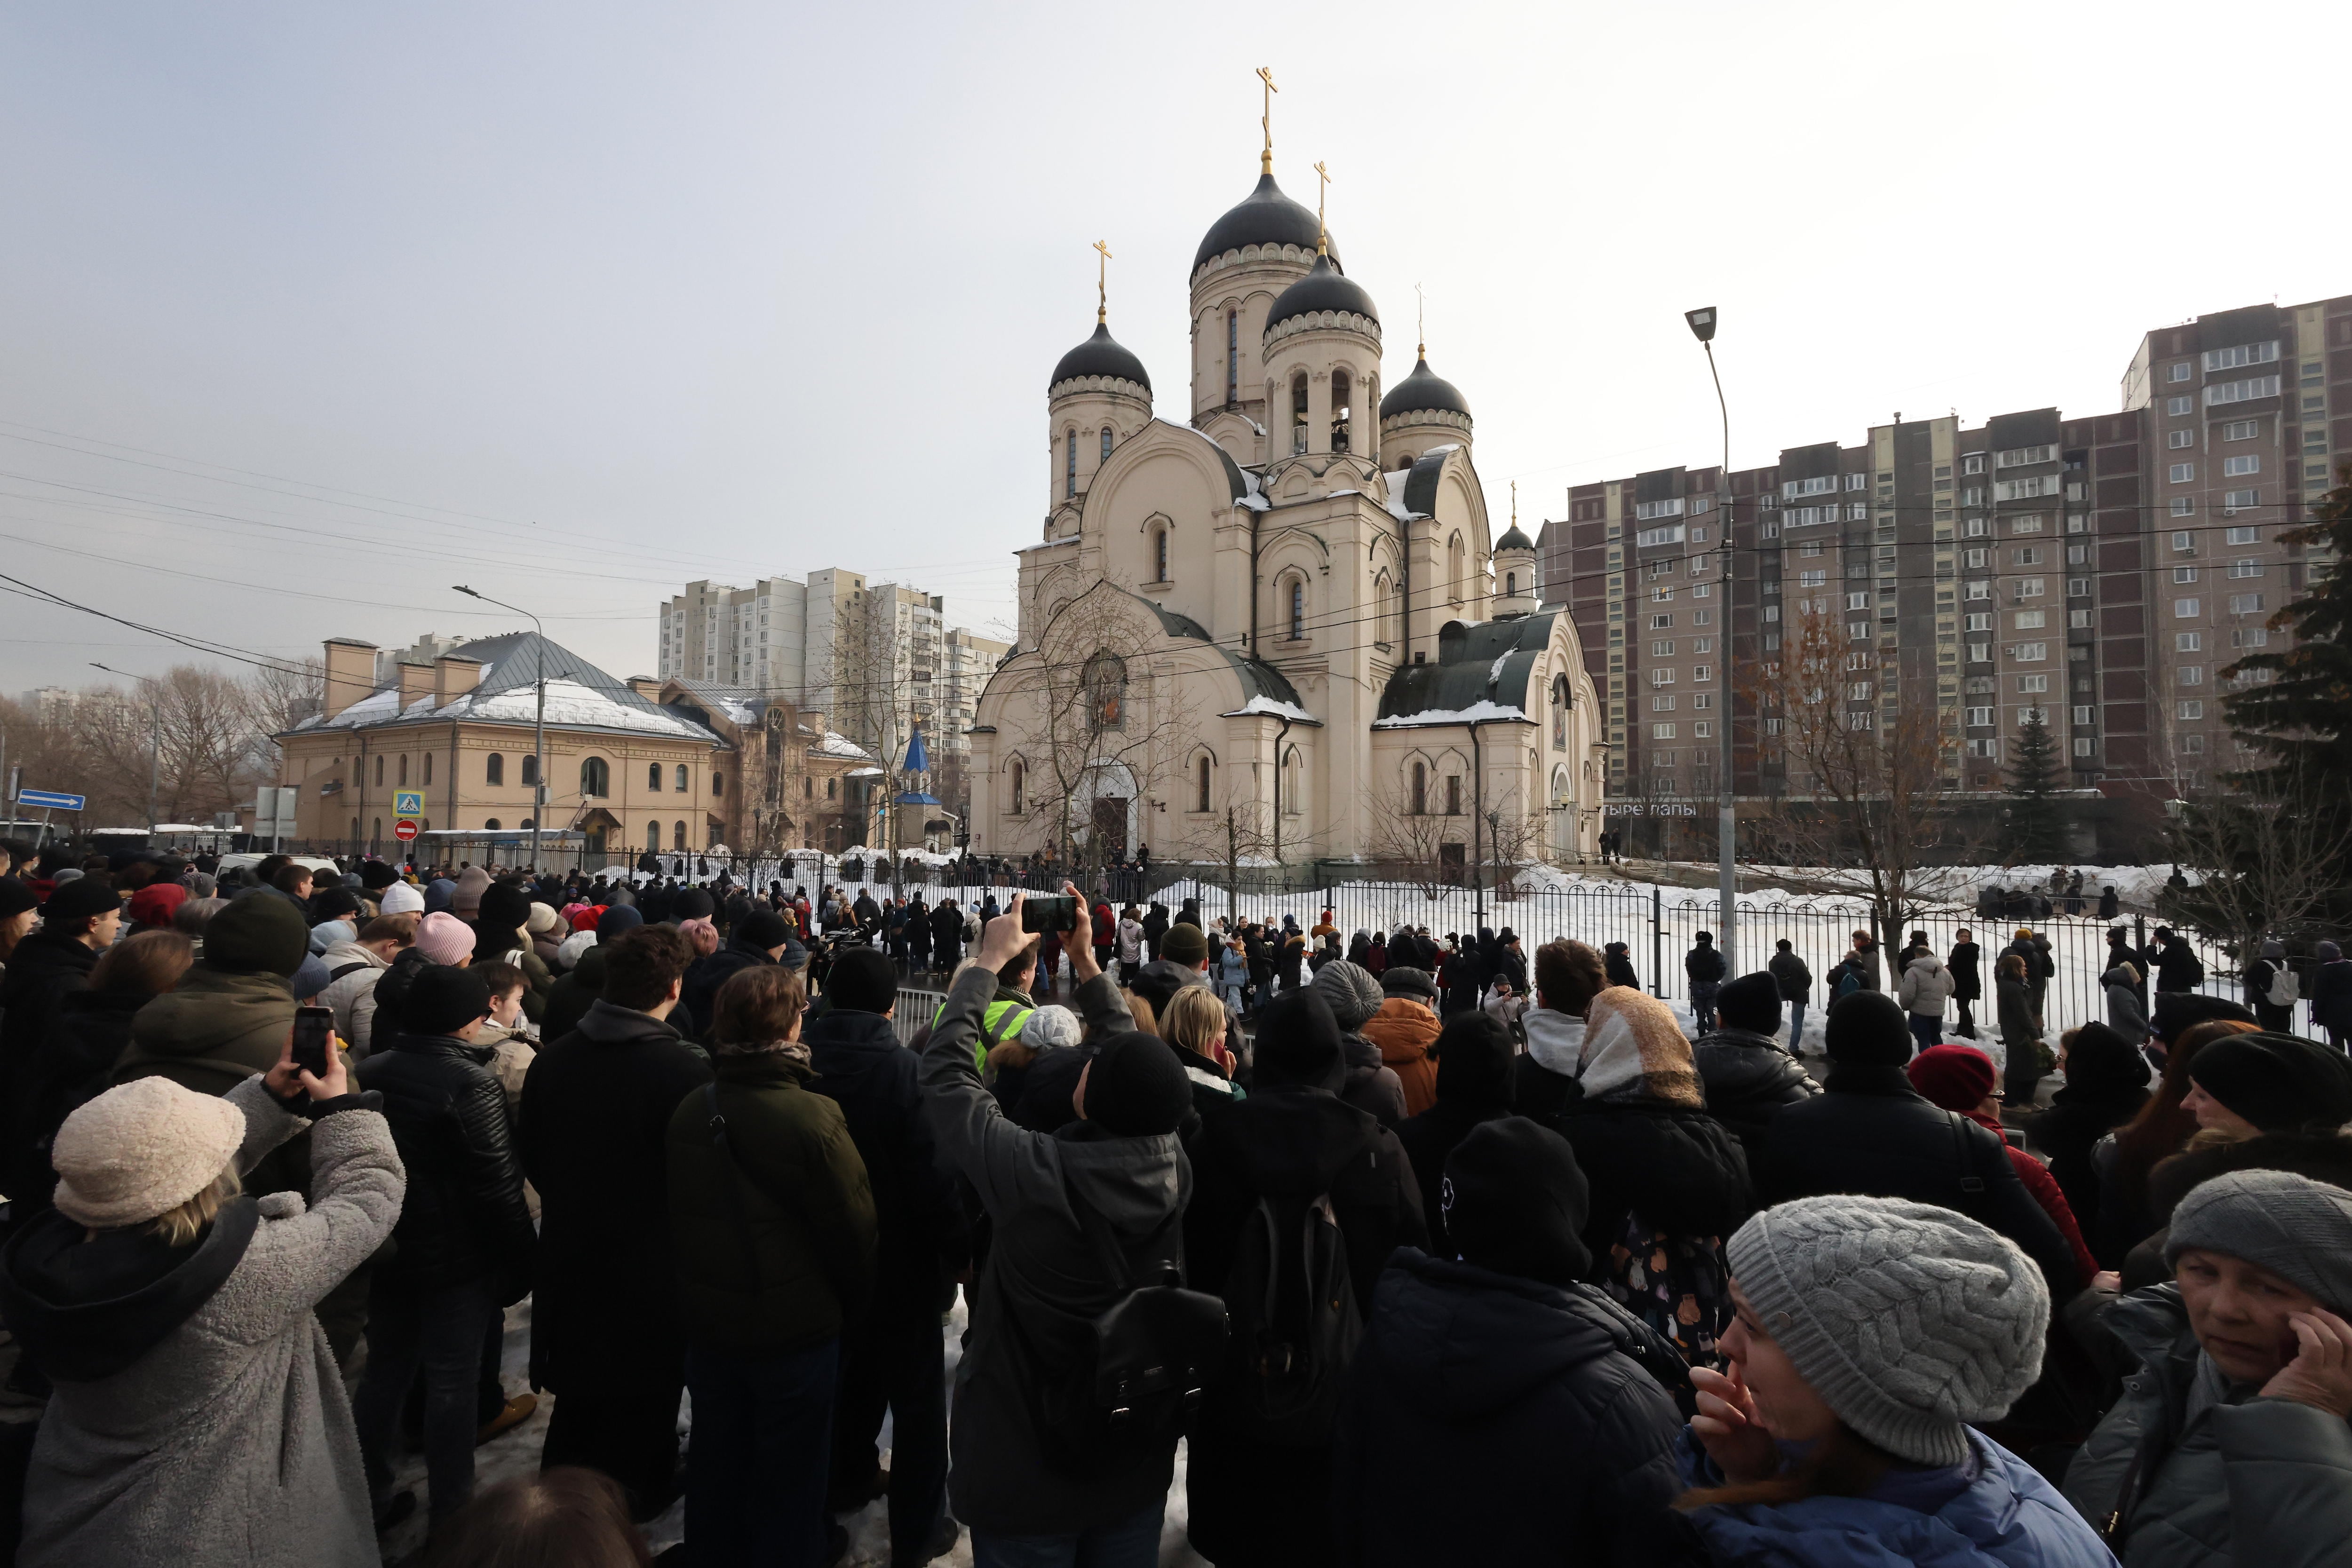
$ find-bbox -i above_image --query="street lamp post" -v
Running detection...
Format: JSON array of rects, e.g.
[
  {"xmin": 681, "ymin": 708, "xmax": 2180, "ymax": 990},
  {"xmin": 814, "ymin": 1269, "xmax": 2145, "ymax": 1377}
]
[
  {"xmin": 454, "ymin": 586, "xmax": 546, "ymax": 873},
  {"xmin": 91, "ymin": 664, "xmax": 159, "ymax": 835},
  {"xmin": 1684, "ymin": 307, "xmax": 1737, "ymax": 974}
]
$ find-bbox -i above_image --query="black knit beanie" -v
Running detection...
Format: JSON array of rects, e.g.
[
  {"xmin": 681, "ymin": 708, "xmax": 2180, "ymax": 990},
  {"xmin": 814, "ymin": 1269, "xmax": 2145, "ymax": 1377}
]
[
  {"xmin": 2151, "ymin": 991, "xmax": 2257, "ymax": 1049},
  {"xmin": 1082, "ymin": 1032, "xmax": 1193, "ymax": 1137},
  {"xmin": 1433, "ymin": 1012, "xmax": 1515, "ymax": 1112},
  {"xmin": 672, "ymin": 888, "xmax": 715, "ymax": 922},
  {"xmin": 1253, "ymin": 989, "xmax": 1344, "ymax": 1090},
  {"xmin": 1825, "ymin": 990, "xmax": 1914, "ymax": 1066},
  {"xmin": 1715, "ymin": 971, "xmax": 1784, "ymax": 1034},
  {"xmin": 825, "ymin": 948, "xmax": 897, "ymax": 1014},
  {"xmin": 40, "ymin": 877, "xmax": 119, "ymax": 924},
  {"xmin": 1445, "ymin": 1117, "xmax": 1592, "ymax": 1284},
  {"xmin": 408, "ymin": 964, "xmax": 494, "ymax": 1036},
  {"xmin": 737, "ymin": 910, "xmax": 790, "ymax": 951},
  {"xmin": 2189, "ymin": 1032, "xmax": 2352, "ymax": 1133}
]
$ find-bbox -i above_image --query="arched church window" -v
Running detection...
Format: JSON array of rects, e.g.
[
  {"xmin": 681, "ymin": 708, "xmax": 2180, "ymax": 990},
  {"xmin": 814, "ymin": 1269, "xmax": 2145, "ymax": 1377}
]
[
  {"xmin": 1009, "ymin": 760, "xmax": 1025, "ymax": 815},
  {"xmin": 1154, "ymin": 528, "xmax": 1169, "ymax": 583},
  {"xmin": 676, "ymin": 763, "xmax": 690, "ymax": 792},
  {"xmin": 1196, "ymin": 754, "xmax": 1211, "ymax": 813},
  {"xmin": 1083, "ymin": 652, "xmax": 1128, "ymax": 730},
  {"xmin": 1552, "ymin": 673, "xmax": 1572, "ymax": 750},
  {"xmin": 374, "ymin": 754, "xmax": 384, "ymax": 787},
  {"xmin": 1449, "ymin": 534, "xmax": 1467, "ymax": 606},
  {"xmin": 484, "ymin": 818, "xmax": 501, "ymax": 831},
  {"xmin": 1411, "ymin": 760, "xmax": 1428, "ymax": 815},
  {"xmin": 1288, "ymin": 578, "xmax": 1305, "ymax": 641},
  {"xmin": 648, "ymin": 761, "xmax": 664, "ymax": 791},
  {"xmin": 1291, "ymin": 374, "xmax": 1309, "ymax": 455},
  {"xmin": 674, "ymin": 821, "xmax": 688, "ymax": 851},
  {"xmin": 1506, "ymin": 571, "xmax": 1518, "ymax": 595},
  {"xmin": 520, "ymin": 754, "xmax": 538, "ymax": 786},
  {"xmin": 485, "ymin": 752, "xmax": 504, "ymax": 785},
  {"xmin": 1065, "ymin": 431, "xmax": 1077, "ymax": 498},
  {"xmin": 1225, "ymin": 310, "xmax": 1239, "ymax": 404},
  {"xmin": 1100, "ymin": 426, "xmax": 1112, "ymax": 462},
  {"xmin": 1331, "ymin": 370, "xmax": 1351, "ymax": 453},
  {"xmin": 581, "ymin": 756, "xmax": 609, "ymax": 798},
  {"xmin": 423, "ymin": 752, "xmax": 433, "ymax": 786}
]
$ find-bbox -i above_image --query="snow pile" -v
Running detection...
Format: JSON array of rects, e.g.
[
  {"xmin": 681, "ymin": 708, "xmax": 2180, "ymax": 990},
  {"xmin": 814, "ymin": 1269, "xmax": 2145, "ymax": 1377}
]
[
  {"xmin": 814, "ymin": 731, "xmax": 875, "ymax": 759},
  {"xmin": 1372, "ymin": 699, "xmax": 1527, "ymax": 728},
  {"xmin": 1220, "ymin": 695, "xmax": 1318, "ymax": 723}
]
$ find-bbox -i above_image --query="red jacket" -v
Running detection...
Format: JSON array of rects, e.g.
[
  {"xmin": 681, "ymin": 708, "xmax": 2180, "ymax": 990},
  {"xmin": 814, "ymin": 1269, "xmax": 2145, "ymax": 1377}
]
[{"xmin": 1961, "ymin": 1108, "xmax": 2098, "ymax": 1283}]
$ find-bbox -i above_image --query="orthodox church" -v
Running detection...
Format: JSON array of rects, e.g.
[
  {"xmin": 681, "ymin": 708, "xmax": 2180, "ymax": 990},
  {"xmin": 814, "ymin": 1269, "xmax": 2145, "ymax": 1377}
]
[{"xmin": 967, "ymin": 123, "xmax": 1602, "ymax": 872}]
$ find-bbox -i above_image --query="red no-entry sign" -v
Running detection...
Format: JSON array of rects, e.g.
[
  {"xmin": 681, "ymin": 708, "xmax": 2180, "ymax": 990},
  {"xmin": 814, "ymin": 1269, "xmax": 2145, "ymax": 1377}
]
[{"xmin": 394, "ymin": 820, "xmax": 419, "ymax": 842}]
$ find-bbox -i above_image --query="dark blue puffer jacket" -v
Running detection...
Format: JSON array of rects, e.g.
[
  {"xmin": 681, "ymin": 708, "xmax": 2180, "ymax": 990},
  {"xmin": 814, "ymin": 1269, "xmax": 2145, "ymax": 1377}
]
[
  {"xmin": 1331, "ymin": 1248, "xmax": 1689, "ymax": 1566},
  {"xmin": 1676, "ymin": 1426, "xmax": 2117, "ymax": 1568}
]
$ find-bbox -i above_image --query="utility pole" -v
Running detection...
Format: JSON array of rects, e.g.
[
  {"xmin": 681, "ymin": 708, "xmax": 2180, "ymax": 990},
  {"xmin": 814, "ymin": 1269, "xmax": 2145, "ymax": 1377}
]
[
  {"xmin": 454, "ymin": 587, "xmax": 547, "ymax": 873},
  {"xmin": 1685, "ymin": 307, "xmax": 1737, "ymax": 973},
  {"xmin": 91, "ymin": 664, "xmax": 159, "ymax": 834}
]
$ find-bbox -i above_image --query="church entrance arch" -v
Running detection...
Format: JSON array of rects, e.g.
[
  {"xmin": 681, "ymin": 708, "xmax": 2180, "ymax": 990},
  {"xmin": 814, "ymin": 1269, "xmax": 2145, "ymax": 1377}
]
[{"xmin": 1071, "ymin": 758, "xmax": 1141, "ymax": 865}]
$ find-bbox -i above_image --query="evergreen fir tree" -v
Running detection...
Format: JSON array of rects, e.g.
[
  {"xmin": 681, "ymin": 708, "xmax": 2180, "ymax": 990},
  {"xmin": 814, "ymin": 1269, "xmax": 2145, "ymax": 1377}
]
[
  {"xmin": 2221, "ymin": 470, "xmax": 2352, "ymax": 909},
  {"xmin": 2005, "ymin": 708, "xmax": 2066, "ymax": 861}
]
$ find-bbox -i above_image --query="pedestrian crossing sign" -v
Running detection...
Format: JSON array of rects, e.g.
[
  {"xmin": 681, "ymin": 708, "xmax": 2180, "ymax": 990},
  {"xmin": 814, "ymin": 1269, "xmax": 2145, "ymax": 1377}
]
[{"xmin": 394, "ymin": 791, "xmax": 424, "ymax": 817}]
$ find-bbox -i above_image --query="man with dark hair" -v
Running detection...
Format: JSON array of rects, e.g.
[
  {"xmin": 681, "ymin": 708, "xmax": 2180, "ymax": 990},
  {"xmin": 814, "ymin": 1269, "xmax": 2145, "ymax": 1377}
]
[
  {"xmin": 519, "ymin": 924, "xmax": 711, "ymax": 1516},
  {"xmin": 804, "ymin": 946, "xmax": 963, "ymax": 1562},
  {"xmin": 271, "ymin": 861, "xmax": 316, "ymax": 907}
]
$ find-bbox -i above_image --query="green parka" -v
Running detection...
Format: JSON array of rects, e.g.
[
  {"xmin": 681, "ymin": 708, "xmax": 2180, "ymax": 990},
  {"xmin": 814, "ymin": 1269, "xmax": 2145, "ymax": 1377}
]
[{"xmin": 665, "ymin": 1050, "xmax": 875, "ymax": 1357}]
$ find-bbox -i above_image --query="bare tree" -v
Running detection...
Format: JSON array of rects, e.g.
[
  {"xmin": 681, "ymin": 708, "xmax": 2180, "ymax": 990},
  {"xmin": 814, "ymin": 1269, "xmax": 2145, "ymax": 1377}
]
[
  {"xmin": 1476, "ymin": 792, "xmax": 1545, "ymax": 905},
  {"xmin": 1364, "ymin": 784, "xmax": 1465, "ymax": 903},
  {"xmin": 993, "ymin": 585, "xmax": 1195, "ymax": 895},
  {"xmin": 1741, "ymin": 602, "xmax": 1982, "ymax": 956},
  {"xmin": 2160, "ymin": 757, "xmax": 2352, "ymax": 958},
  {"xmin": 1175, "ymin": 786, "xmax": 1283, "ymax": 926}
]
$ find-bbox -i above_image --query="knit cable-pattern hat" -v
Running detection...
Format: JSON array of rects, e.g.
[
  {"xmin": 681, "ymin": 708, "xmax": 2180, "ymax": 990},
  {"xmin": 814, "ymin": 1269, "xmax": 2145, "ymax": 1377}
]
[
  {"xmin": 1312, "ymin": 959, "xmax": 1384, "ymax": 1029},
  {"xmin": 51, "ymin": 1077, "xmax": 245, "ymax": 1228},
  {"xmin": 2166, "ymin": 1169, "xmax": 2352, "ymax": 1317},
  {"xmin": 1726, "ymin": 1195, "xmax": 2049, "ymax": 1466}
]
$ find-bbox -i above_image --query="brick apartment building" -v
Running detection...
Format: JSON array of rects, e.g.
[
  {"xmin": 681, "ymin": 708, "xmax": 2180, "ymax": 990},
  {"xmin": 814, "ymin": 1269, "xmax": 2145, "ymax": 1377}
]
[{"xmin": 1536, "ymin": 292, "xmax": 2350, "ymax": 834}]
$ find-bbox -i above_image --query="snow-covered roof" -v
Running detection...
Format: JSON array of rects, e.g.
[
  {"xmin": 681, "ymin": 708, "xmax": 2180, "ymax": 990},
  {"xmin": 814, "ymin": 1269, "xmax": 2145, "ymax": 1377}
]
[
  {"xmin": 1372, "ymin": 699, "xmax": 1530, "ymax": 729},
  {"xmin": 1381, "ymin": 471, "xmax": 1424, "ymax": 523},
  {"xmin": 288, "ymin": 631, "xmax": 721, "ymax": 743},
  {"xmin": 845, "ymin": 765, "xmax": 885, "ymax": 778},
  {"xmin": 1236, "ymin": 467, "xmax": 1271, "ymax": 513},
  {"xmin": 1219, "ymin": 695, "xmax": 1321, "ymax": 725},
  {"xmin": 812, "ymin": 731, "xmax": 874, "ymax": 760}
]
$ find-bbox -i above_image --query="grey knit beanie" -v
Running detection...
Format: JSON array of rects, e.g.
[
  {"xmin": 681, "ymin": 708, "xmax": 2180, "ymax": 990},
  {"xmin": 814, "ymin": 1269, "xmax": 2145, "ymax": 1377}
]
[
  {"xmin": 1313, "ymin": 959, "xmax": 1383, "ymax": 1029},
  {"xmin": 1725, "ymin": 1195, "xmax": 2049, "ymax": 1466},
  {"xmin": 2166, "ymin": 1169, "xmax": 2352, "ymax": 1317}
]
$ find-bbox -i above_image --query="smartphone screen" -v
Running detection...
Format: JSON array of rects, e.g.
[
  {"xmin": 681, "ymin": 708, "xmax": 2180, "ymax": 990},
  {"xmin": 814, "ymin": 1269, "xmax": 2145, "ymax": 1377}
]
[
  {"xmin": 1021, "ymin": 895, "xmax": 1078, "ymax": 934},
  {"xmin": 291, "ymin": 1006, "xmax": 336, "ymax": 1078}
]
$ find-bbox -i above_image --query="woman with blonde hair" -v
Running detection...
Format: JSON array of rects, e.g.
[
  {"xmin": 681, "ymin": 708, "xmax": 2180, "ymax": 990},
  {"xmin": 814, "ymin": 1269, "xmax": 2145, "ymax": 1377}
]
[{"xmin": 0, "ymin": 1040, "xmax": 401, "ymax": 1568}]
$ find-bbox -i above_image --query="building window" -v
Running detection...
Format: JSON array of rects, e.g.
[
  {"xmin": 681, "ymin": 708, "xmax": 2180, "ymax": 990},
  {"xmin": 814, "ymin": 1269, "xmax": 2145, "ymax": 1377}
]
[
  {"xmin": 1445, "ymin": 775, "xmax": 1462, "ymax": 815},
  {"xmin": 520, "ymin": 753, "xmax": 538, "ymax": 785},
  {"xmin": 2174, "ymin": 597, "xmax": 2201, "ymax": 618},
  {"xmin": 423, "ymin": 752, "xmax": 433, "ymax": 785},
  {"xmin": 1197, "ymin": 755, "xmax": 1212, "ymax": 812},
  {"xmin": 2073, "ymin": 738, "xmax": 2095, "ymax": 757},
  {"xmin": 2014, "ymin": 610, "xmax": 2046, "ymax": 630},
  {"xmin": 1652, "ymin": 723, "xmax": 1677, "ymax": 739},
  {"xmin": 1100, "ymin": 426, "xmax": 1113, "ymax": 464},
  {"xmin": 485, "ymin": 752, "xmax": 504, "ymax": 785},
  {"xmin": 2227, "ymin": 593, "xmax": 2264, "ymax": 615},
  {"xmin": 2223, "ymin": 489, "xmax": 2259, "ymax": 513},
  {"xmin": 581, "ymin": 757, "xmax": 609, "ymax": 797},
  {"xmin": 2203, "ymin": 341, "xmax": 2279, "ymax": 373},
  {"xmin": 1155, "ymin": 528, "xmax": 1169, "ymax": 582},
  {"xmin": 2167, "ymin": 429, "xmax": 2194, "ymax": 450},
  {"xmin": 1226, "ymin": 310, "xmax": 1238, "ymax": 404},
  {"xmin": 2177, "ymin": 631, "xmax": 2202, "ymax": 651},
  {"xmin": 2225, "ymin": 525, "xmax": 2261, "ymax": 545},
  {"xmin": 2177, "ymin": 699, "xmax": 2204, "ymax": 720},
  {"xmin": 2222, "ymin": 455, "xmax": 2260, "ymax": 477},
  {"xmin": 2228, "ymin": 560, "xmax": 2263, "ymax": 578},
  {"xmin": 2223, "ymin": 419, "xmax": 2260, "ymax": 441},
  {"xmin": 2178, "ymin": 665, "xmax": 2205, "ymax": 685},
  {"xmin": 1065, "ymin": 431, "xmax": 1077, "ymax": 497},
  {"xmin": 828, "ymin": 776, "xmax": 837, "ymax": 800},
  {"xmin": 1287, "ymin": 578, "xmax": 1305, "ymax": 641},
  {"xmin": 374, "ymin": 754, "xmax": 384, "ymax": 786},
  {"xmin": 1291, "ymin": 374, "xmax": 1309, "ymax": 453},
  {"xmin": 2174, "ymin": 567, "xmax": 2201, "ymax": 584},
  {"xmin": 1505, "ymin": 571, "xmax": 1518, "ymax": 595},
  {"xmin": 675, "ymin": 763, "xmax": 690, "ymax": 792},
  {"xmin": 648, "ymin": 761, "xmax": 664, "ymax": 791},
  {"xmin": 712, "ymin": 770, "xmax": 723, "ymax": 796},
  {"xmin": 1411, "ymin": 761, "xmax": 1427, "ymax": 815},
  {"xmin": 674, "ymin": 820, "xmax": 688, "ymax": 850},
  {"xmin": 2166, "ymin": 395, "xmax": 2193, "ymax": 416},
  {"xmin": 2017, "ymin": 674, "xmax": 2051, "ymax": 694},
  {"xmin": 2168, "ymin": 363, "xmax": 2192, "ymax": 383},
  {"xmin": 484, "ymin": 818, "xmax": 501, "ymax": 831},
  {"xmin": 2169, "ymin": 463, "xmax": 2195, "ymax": 483}
]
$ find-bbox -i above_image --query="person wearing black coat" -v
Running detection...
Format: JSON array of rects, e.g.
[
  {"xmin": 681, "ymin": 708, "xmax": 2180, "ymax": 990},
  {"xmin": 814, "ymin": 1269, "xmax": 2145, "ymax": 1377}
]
[
  {"xmin": 519, "ymin": 927, "xmax": 713, "ymax": 1517},
  {"xmin": 1141, "ymin": 903, "xmax": 1168, "ymax": 962},
  {"xmin": 17, "ymin": 930, "xmax": 195, "ymax": 1215},
  {"xmin": 803, "ymin": 949, "xmax": 964, "ymax": 1562},
  {"xmin": 0, "ymin": 881, "xmax": 114, "ymax": 1172},
  {"xmin": 1758, "ymin": 991, "xmax": 2082, "ymax": 1299},
  {"xmin": 1395, "ymin": 1013, "xmax": 1516, "ymax": 1258},
  {"xmin": 353, "ymin": 965, "xmax": 538, "ymax": 1533},
  {"xmin": 1689, "ymin": 972, "xmax": 1819, "ymax": 1157},
  {"xmin": 1947, "ymin": 927, "xmax": 1983, "ymax": 1039},
  {"xmin": 929, "ymin": 899, "xmax": 964, "ymax": 974},
  {"xmin": 1601, "ymin": 941, "xmax": 1638, "ymax": 991},
  {"xmin": 1331, "ymin": 1118, "xmax": 1689, "ymax": 1568},
  {"xmin": 1183, "ymin": 988, "xmax": 1427, "ymax": 1567},
  {"xmin": 2018, "ymin": 1020, "xmax": 2150, "ymax": 1269},
  {"xmin": 2097, "ymin": 884, "xmax": 2120, "ymax": 920},
  {"xmin": 2147, "ymin": 926, "xmax": 2204, "ymax": 992},
  {"xmin": 675, "ymin": 911, "xmax": 801, "ymax": 1044}
]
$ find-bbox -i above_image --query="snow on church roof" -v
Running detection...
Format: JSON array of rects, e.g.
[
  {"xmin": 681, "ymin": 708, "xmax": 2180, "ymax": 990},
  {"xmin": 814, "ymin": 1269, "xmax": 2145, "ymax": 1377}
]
[
  {"xmin": 1371, "ymin": 699, "xmax": 1530, "ymax": 729},
  {"xmin": 1219, "ymin": 695, "xmax": 1320, "ymax": 725}
]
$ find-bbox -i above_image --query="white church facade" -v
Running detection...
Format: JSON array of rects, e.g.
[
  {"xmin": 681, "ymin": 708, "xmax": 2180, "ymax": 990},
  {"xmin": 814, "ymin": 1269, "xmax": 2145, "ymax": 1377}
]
[{"xmin": 968, "ymin": 137, "xmax": 1603, "ymax": 872}]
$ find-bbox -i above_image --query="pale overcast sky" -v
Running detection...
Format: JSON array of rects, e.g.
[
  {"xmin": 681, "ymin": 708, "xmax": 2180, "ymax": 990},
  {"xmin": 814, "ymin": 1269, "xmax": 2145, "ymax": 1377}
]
[{"xmin": 4, "ymin": 0, "xmax": 2347, "ymax": 693}]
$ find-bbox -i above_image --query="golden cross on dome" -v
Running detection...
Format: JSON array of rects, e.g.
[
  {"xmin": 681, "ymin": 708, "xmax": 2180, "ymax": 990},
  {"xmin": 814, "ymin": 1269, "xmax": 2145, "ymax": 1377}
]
[
  {"xmin": 1314, "ymin": 160, "xmax": 1330, "ymax": 256},
  {"xmin": 1092, "ymin": 239, "xmax": 1112, "ymax": 323},
  {"xmin": 1256, "ymin": 67, "xmax": 1277, "ymax": 173}
]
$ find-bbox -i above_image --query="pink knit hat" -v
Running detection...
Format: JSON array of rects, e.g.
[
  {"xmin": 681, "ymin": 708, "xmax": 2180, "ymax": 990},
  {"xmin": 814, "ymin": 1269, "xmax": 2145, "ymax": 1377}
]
[{"xmin": 413, "ymin": 911, "xmax": 476, "ymax": 966}]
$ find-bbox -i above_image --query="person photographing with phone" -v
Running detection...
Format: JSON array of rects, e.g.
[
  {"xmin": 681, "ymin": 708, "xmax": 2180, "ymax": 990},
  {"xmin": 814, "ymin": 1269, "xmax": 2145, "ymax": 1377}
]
[
  {"xmin": 918, "ymin": 889, "xmax": 1210, "ymax": 1568},
  {"xmin": 0, "ymin": 1022, "xmax": 403, "ymax": 1568}
]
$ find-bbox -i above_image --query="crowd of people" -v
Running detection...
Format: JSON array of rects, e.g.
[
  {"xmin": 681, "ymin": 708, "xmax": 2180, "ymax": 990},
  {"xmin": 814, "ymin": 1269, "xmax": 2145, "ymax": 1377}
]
[{"xmin": 0, "ymin": 832, "xmax": 2348, "ymax": 1567}]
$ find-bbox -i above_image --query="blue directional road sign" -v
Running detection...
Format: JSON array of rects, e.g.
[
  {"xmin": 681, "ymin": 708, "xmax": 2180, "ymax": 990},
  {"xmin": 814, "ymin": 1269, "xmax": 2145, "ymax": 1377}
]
[{"xmin": 16, "ymin": 789, "xmax": 85, "ymax": 811}]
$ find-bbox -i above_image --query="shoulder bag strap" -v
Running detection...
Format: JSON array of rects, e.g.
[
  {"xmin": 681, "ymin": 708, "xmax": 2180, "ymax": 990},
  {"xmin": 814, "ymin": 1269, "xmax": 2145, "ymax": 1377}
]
[
  {"xmin": 1947, "ymin": 1110, "xmax": 1988, "ymax": 1214},
  {"xmin": 702, "ymin": 1081, "xmax": 779, "ymax": 1299}
]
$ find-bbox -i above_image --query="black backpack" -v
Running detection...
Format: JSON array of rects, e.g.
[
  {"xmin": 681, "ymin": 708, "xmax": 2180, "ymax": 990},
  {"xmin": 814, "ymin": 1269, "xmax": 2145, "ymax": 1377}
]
[
  {"xmin": 1217, "ymin": 1189, "xmax": 1361, "ymax": 1447},
  {"xmin": 1022, "ymin": 1195, "xmax": 1227, "ymax": 1481}
]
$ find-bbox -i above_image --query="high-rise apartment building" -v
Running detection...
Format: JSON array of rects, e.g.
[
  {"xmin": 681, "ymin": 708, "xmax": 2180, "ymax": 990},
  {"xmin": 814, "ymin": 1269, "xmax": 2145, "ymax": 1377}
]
[
  {"xmin": 655, "ymin": 569, "xmax": 1006, "ymax": 766},
  {"xmin": 1535, "ymin": 291, "xmax": 2349, "ymax": 819}
]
